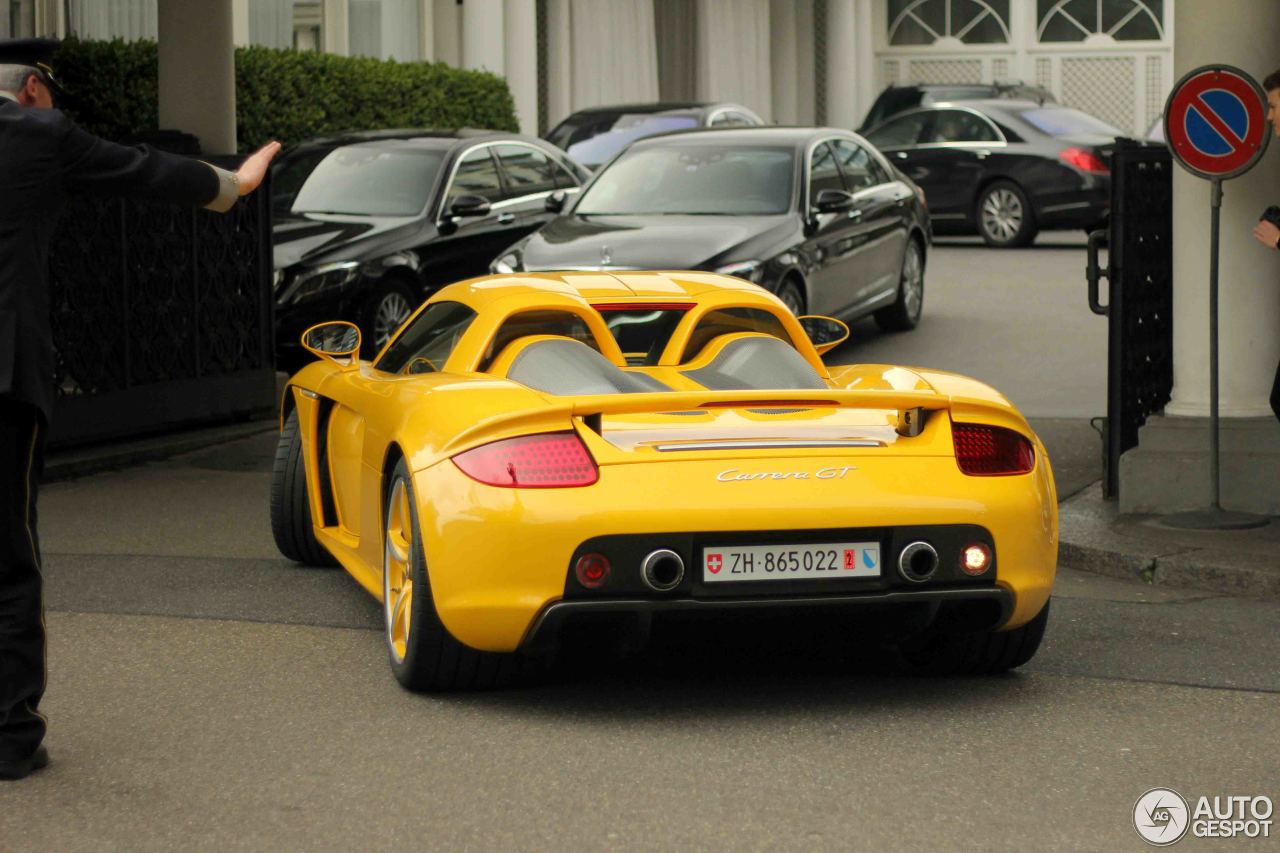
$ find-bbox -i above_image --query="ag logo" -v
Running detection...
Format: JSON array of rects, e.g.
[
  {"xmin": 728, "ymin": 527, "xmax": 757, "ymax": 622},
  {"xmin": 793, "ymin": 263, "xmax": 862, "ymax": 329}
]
[{"xmin": 1134, "ymin": 788, "xmax": 1190, "ymax": 846}]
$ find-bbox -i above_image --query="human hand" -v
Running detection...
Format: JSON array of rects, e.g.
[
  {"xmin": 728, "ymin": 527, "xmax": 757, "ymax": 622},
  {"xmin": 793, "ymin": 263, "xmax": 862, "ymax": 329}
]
[
  {"xmin": 235, "ymin": 140, "xmax": 282, "ymax": 196},
  {"xmin": 1253, "ymin": 218, "xmax": 1280, "ymax": 250}
]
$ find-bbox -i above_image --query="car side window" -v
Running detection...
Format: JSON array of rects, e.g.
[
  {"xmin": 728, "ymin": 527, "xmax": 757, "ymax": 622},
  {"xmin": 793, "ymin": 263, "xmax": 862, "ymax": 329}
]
[
  {"xmin": 375, "ymin": 301, "xmax": 478, "ymax": 374},
  {"xmin": 494, "ymin": 144, "xmax": 560, "ymax": 199},
  {"xmin": 445, "ymin": 147, "xmax": 502, "ymax": 210},
  {"xmin": 831, "ymin": 139, "xmax": 885, "ymax": 192},
  {"xmin": 864, "ymin": 113, "xmax": 930, "ymax": 149},
  {"xmin": 808, "ymin": 142, "xmax": 844, "ymax": 202},
  {"xmin": 928, "ymin": 110, "xmax": 999, "ymax": 143}
]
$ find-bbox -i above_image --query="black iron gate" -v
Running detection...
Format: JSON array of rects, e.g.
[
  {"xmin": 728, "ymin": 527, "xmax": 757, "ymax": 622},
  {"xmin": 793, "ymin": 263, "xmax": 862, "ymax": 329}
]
[
  {"xmin": 46, "ymin": 159, "xmax": 275, "ymax": 448},
  {"xmin": 1086, "ymin": 139, "xmax": 1174, "ymax": 498}
]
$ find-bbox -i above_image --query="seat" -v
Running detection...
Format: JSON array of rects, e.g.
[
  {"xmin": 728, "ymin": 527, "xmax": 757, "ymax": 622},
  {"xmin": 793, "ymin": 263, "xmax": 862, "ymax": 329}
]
[
  {"xmin": 683, "ymin": 333, "xmax": 827, "ymax": 391},
  {"xmin": 497, "ymin": 336, "xmax": 670, "ymax": 396}
]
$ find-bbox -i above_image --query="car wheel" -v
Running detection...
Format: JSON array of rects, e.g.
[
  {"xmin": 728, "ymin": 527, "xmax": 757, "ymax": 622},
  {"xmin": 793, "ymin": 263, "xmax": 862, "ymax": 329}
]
[
  {"xmin": 382, "ymin": 458, "xmax": 545, "ymax": 691},
  {"xmin": 874, "ymin": 238, "xmax": 924, "ymax": 332},
  {"xmin": 897, "ymin": 599, "xmax": 1050, "ymax": 676},
  {"xmin": 361, "ymin": 280, "xmax": 416, "ymax": 357},
  {"xmin": 977, "ymin": 180, "xmax": 1038, "ymax": 248},
  {"xmin": 270, "ymin": 409, "xmax": 337, "ymax": 567},
  {"xmin": 777, "ymin": 279, "xmax": 806, "ymax": 315}
]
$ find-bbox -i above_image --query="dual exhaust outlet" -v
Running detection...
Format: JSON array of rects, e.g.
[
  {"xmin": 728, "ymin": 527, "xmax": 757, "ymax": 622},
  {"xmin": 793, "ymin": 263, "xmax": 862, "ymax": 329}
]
[{"xmin": 638, "ymin": 540, "xmax": 944, "ymax": 591}]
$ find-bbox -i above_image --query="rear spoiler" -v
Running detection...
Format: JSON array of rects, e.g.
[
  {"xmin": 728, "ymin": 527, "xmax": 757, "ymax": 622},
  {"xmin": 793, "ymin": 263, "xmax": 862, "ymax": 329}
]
[{"xmin": 438, "ymin": 389, "xmax": 1031, "ymax": 459}]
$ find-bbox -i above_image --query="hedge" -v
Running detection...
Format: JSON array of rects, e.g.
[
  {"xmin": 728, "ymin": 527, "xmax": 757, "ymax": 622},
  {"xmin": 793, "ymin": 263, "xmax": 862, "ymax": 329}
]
[{"xmin": 52, "ymin": 37, "xmax": 519, "ymax": 152}]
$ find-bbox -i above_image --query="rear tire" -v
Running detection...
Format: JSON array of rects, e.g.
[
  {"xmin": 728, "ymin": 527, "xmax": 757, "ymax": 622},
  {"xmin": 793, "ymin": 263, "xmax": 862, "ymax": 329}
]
[
  {"xmin": 977, "ymin": 180, "xmax": 1038, "ymax": 248},
  {"xmin": 270, "ymin": 409, "xmax": 337, "ymax": 567},
  {"xmin": 897, "ymin": 599, "xmax": 1050, "ymax": 675},
  {"xmin": 382, "ymin": 459, "xmax": 546, "ymax": 691},
  {"xmin": 874, "ymin": 238, "xmax": 924, "ymax": 332}
]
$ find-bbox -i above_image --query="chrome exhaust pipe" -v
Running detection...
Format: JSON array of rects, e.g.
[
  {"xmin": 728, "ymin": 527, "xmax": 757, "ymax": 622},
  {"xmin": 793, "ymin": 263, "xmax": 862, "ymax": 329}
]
[
  {"xmin": 897, "ymin": 541, "xmax": 939, "ymax": 584},
  {"xmin": 641, "ymin": 549, "xmax": 685, "ymax": 592}
]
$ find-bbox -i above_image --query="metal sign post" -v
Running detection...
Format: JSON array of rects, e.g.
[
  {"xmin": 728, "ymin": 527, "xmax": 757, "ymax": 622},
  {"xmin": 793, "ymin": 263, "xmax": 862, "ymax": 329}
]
[{"xmin": 1162, "ymin": 65, "xmax": 1271, "ymax": 530}]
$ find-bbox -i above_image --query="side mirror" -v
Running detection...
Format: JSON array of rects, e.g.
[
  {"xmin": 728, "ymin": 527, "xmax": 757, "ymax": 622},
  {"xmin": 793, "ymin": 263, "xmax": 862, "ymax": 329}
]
[
  {"xmin": 797, "ymin": 314, "xmax": 850, "ymax": 356},
  {"xmin": 301, "ymin": 321, "xmax": 361, "ymax": 366},
  {"xmin": 814, "ymin": 189, "xmax": 855, "ymax": 214},
  {"xmin": 545, "ymin": 189, "xmax": 567, "ymax": 214},
  {"xmin": 450, "ymin": 194, "xmax": 491, "ymax": 218}
]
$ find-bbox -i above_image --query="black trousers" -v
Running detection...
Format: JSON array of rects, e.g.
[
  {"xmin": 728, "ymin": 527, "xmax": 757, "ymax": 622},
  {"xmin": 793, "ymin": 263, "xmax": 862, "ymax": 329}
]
[
  {"xmin": 1272, "ymin": 359, "xmax": 1280, "ymax": 423},
  {"xmin": 0, "ymin": 397, "xmax": 46, "ymax": 761}
]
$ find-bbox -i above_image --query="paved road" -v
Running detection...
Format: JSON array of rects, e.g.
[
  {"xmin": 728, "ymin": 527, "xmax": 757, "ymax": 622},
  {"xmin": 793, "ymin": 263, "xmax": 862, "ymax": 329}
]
[{"xmin": 6, "ymin": 237, "xmax": 1277, "ymax": 851}]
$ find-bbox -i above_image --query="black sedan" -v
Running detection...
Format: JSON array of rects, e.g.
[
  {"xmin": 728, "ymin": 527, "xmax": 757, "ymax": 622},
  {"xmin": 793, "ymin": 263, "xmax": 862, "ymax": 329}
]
[
  {"xmin": 271, "ymin": 129, "xmax": 590, "ymax": 365},
  {"xmin": 863, "ymin": 99, "xmax": 1120, "ymax": 247},
  {"xmin": 546, "ymin": 102, "xmax": 764, "ymax": 170},
  {"xmin": 492, "ymin": 127, "xmax": 930, "ymax": 331}
]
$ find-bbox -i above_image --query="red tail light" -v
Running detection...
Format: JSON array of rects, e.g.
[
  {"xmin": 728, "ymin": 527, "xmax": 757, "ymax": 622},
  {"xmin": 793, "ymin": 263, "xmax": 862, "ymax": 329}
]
[
  {"xmin": 1059, "ymin": 147, "xmax": 1109, "ymax": 174},
  {"xmin": 953, "ymin": 424, "xmax": 1035, "ymax": 476},
  {"xmin": 452, "ymin": 432, "xmax": 598, "ymax": 487}
]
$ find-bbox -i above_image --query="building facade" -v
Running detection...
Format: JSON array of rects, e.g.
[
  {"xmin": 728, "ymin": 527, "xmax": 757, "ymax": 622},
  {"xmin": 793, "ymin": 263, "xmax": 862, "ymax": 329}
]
[{"xmin": 5, "ymin": 0, "xmax": 1172, "ymax": 137}]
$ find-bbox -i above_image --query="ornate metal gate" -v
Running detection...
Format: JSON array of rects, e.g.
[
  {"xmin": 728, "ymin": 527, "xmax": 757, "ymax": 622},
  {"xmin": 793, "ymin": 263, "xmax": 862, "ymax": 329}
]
[
  {"xmin": 47, "ymin": 161, "xmax": 275, "ymax": 448},
  {"xmin": 1087, "ymin": 139, "xmax": 1173, "ymax": 498}
]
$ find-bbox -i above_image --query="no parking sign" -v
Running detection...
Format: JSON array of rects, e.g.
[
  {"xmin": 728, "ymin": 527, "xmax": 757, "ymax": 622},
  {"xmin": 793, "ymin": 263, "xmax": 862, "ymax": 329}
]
[{"xmin": 1164, "ymin": 64, "xmax": 1270, "ymax": 179}]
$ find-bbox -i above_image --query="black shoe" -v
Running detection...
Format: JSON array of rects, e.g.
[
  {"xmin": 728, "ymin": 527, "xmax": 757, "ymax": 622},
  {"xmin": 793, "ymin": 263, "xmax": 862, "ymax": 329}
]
[{"xmin": 0, "ymin": 746, "xmax": 49, "ymax": 780}]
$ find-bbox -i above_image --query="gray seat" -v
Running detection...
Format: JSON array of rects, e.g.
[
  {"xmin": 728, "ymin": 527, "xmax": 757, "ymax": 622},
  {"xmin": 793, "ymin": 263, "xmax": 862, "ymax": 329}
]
[
  {"xmin": 685, "ymin": 335, "xmax": 827, "ymax": 391},
  {"xmin": 506, "ymin": 338, "xmax": 670, "ymax": 396}
]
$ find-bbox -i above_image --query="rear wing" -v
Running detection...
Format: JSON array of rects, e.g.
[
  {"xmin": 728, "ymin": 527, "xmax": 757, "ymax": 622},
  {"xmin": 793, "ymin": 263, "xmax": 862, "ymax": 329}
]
[{"xmin": 437, "ymin": 389, "xmax": 1033, "ymax": 460}]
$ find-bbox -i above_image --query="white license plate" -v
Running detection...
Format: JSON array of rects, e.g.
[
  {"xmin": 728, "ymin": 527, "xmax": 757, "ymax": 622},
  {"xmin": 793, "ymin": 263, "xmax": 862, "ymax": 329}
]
[{"xmin": 701, "ymin": 542, "xmax": 881, "ymax": 583}]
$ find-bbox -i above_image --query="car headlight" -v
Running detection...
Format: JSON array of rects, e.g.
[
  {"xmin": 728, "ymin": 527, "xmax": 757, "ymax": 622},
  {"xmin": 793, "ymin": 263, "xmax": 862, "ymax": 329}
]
[
  {"xmin": 284, "ymin": 261, "xmax": 361, "ymax": 304},
  {"xmin": 714, "ymin": 260, "xmax": 765, "ymax": 283},
  {"xmin": 492, "ymin": 251, "xmax": 523, "ymax": 274}
]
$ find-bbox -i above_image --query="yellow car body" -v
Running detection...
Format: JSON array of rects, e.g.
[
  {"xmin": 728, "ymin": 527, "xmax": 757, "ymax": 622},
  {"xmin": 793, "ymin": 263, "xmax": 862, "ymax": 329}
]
[{"xmin": 274, "ymin": 271, "xmax": 1057, "ymax": 688}]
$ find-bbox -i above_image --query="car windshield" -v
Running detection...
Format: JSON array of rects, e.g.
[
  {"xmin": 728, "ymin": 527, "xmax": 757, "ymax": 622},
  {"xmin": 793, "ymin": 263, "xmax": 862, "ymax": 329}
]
[
  {"xmin": 566, "ymin": 115, "xmax": 700, "ymax": 166},
  {"xmin": 290, "ymin": 145, "xmax": 445, "ymax": 216},
  {"xmin": 574, "ymin": 144, "xmax": 795, "ymax": 215},
  {"xmin": 1018, "ymin": 107, "xmax": 1122, "ymax": 138}
]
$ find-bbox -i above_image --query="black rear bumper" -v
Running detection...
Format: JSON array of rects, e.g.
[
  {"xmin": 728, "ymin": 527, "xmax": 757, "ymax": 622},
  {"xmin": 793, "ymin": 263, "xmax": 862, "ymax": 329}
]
[{"xmin": 519, "ymin": 586, "xmax": 1013, "ymax": 652}]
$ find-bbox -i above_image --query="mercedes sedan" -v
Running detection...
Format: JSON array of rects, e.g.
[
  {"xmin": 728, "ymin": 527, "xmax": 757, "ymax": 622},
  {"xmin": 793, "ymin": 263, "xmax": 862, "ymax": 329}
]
[{"xmin": 493, "ymin": 128, "xmax": 931, "ymax": 332}]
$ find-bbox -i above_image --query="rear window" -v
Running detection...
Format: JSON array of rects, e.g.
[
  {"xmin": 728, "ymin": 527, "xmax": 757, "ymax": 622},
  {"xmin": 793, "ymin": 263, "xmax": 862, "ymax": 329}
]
[
  {"xmin": 1018, "ymin": 107, "xmax": 1122, "ymax": 138},
  {"xmin": 594, "ymin": 305, "xmax": 692, "ymax": 365},
  {"xmin": 566, "ymin": 115, "xmax": 700, "ymax": 167}
]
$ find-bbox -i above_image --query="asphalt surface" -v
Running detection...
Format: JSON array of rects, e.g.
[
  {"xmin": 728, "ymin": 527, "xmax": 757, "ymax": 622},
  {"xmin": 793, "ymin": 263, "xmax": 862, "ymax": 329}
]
[{"xmin": 4, "ymin": 235, "xmax": 1277, "ymax": 851}]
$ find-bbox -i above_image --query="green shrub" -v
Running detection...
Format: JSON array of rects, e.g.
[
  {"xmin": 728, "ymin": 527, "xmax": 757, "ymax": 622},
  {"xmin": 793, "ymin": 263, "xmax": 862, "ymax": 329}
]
[{"xmin": 53, "ymin": 37, "xmax": 518, "ymax": 152}]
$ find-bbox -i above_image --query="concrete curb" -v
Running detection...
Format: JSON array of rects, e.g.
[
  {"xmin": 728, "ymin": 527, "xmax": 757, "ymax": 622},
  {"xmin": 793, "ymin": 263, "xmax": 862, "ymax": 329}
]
[
  {"xmin": 45, "ymin": 418, "xmax": 278, "ymax": 483},
  {"xmin": 1058, "ymin": 482, "xmax": 1280, "ymax": 601}
]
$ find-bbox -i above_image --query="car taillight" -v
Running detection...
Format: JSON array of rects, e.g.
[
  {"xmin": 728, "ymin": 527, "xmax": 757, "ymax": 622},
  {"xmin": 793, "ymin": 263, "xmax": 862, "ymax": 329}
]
[
  {"xmin": 1059, "ymin": 147, "xmax": 1109, "ymax": 174},
  {"xmin": 575, "ymin": 553, "xmax": 611, "ymax": 588},
  {"xmin": 953, "ymin": 424, "xmax": 1035, "ymax": 476},
  {"xmin": 452, "ymin": 432, "xmax": 598, "ymax": 487}
]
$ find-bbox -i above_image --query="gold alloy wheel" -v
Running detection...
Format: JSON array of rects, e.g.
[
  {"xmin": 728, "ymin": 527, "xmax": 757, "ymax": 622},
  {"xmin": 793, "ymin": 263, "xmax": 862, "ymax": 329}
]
[{"xmin": 383, "ymin": 478, "xmax": 414, "ymax": 663}]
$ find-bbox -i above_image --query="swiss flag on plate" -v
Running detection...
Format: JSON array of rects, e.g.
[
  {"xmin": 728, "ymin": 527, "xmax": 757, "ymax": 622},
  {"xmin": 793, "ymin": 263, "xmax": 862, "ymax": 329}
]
[{"xmin": 706, "ymin": 553, "xmax": 723, "ymax": 574}]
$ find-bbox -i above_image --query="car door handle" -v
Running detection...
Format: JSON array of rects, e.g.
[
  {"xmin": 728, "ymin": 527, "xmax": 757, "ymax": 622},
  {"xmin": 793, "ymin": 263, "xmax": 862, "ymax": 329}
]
[
  {"xmin": 497, "ymin": 212, "xmax": 515, "ymax": 225},
  {"xmin": 847, "ymin": 208, "xmax": 862, "ymax": 220},
  {"xmin": 976, "ymin": 149, "xmax": 991, "ymax": 159},
  {"xmin": 893, "ymin": 151, "xmax": 908, "ymax": 160}
]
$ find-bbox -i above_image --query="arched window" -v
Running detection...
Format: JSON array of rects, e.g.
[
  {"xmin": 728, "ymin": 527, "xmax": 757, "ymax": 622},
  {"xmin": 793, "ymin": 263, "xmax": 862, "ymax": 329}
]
[
  {"xmin": 1037, "ymin": 0, "xmax": 1165, "ymax": 43},
  {"xmin": 888, "ymin": 0, "xmax": 1012, "ymax": 46}
]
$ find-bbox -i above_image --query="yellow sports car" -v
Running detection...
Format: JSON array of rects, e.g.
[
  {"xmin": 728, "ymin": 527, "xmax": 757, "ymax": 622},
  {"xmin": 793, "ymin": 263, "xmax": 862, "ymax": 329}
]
[{"xmin": 271, "ymin": 271, "xmax": 1057, "ymax": 690}]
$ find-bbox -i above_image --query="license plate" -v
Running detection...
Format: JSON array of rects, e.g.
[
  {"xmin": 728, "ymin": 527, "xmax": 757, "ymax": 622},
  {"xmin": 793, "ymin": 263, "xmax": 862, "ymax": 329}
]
[{"xmin": 701, "ymin": 542, "xmax": 881, "ymax": 582}]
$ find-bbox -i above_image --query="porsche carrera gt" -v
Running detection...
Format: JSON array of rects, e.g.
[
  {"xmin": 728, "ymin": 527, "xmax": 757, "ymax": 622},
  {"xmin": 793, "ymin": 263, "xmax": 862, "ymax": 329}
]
[{"xmin": 270, "ymin": 271, "xmax": 1056, "ymax": 690}]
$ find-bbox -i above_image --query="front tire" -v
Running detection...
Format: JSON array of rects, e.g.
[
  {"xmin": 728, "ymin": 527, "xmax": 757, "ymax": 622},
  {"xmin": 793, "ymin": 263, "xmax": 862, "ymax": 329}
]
[
  {"xmin": 874, "ymin": 238, "xmax": 924, "ymax": 332},
  {"xmin": 897, "ymin": 599, "xmax": 1050, "ymax": 675},
  {"xmin": 977, "ymin": 180, "xmax": 1038, "ymax": 248},
  {"xmin": 383, "ymin": 459, "xmax": 544, "ymax": 691},
  {"xmin": 270, "ymin": 409, "xmax": 337, "ymax": 567},
  {"xmin": 360, "ymin": 279, "xmax": 416, "ymax": 358}
]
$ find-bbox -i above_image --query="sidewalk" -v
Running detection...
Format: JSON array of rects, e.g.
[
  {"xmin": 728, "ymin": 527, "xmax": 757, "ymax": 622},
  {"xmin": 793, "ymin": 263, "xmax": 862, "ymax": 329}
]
[{"xmin": 1058, "ymin": 482, "xmax": 1280, "ymax": 600}]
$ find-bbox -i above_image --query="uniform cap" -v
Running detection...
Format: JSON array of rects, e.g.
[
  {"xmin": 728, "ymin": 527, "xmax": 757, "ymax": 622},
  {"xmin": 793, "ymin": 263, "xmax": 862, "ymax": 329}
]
[{"xmin": 0, "ymin": 38, "xmax": 65, "ymax": 93}]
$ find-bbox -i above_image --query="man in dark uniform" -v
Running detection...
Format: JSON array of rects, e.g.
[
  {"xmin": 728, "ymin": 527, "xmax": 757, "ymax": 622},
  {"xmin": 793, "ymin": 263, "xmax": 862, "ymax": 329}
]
[{"xmin": 0, "ymin": 38, "xmax": 280, "ymax": 780}]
